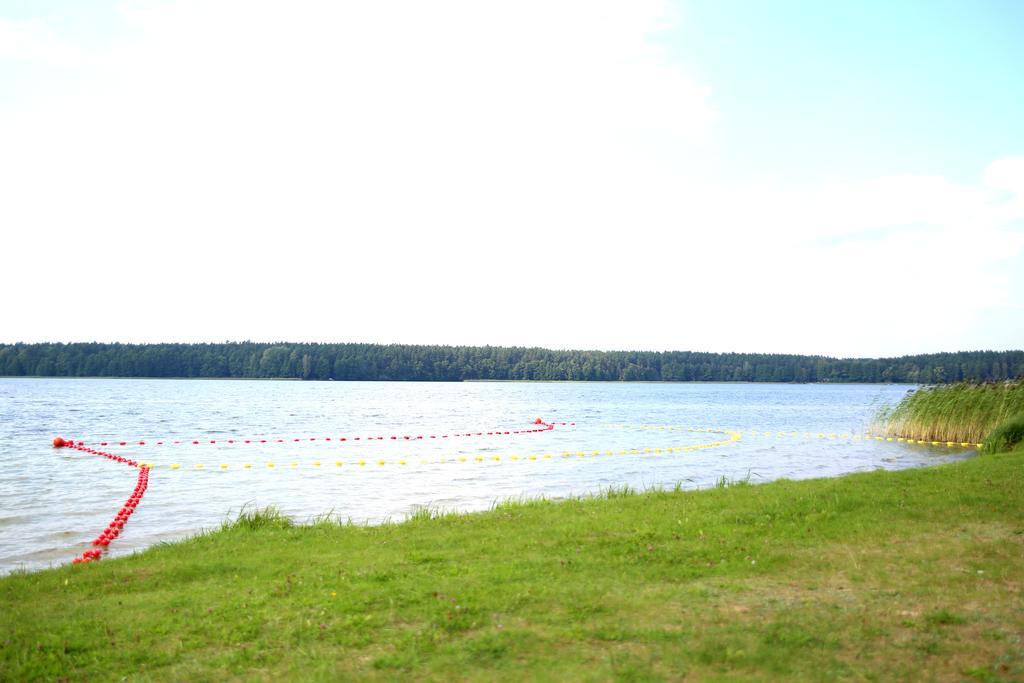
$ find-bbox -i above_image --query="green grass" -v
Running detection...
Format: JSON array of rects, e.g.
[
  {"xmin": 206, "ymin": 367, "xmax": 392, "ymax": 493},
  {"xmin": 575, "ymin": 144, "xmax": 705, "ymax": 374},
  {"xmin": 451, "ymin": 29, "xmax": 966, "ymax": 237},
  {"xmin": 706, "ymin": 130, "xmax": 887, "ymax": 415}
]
[
  {"xmin": 982, "ymin": 414, "xmax": 1024, "ymax": 455},
  {"xmin": 874, "ymin": 380, "xmax": 1024, "ymax": 444},
  {"xmin": 2, "ymin": 449, "xmax": 1023, "ymax": 681}
]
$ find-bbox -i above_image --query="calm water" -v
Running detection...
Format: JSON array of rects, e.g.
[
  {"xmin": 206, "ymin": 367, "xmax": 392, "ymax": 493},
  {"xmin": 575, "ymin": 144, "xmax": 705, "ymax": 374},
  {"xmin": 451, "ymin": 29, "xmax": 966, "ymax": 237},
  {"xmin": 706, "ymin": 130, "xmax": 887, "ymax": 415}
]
[{"xmin": 0, "ymin": 379, "xmax": 973, "ymax": 574}]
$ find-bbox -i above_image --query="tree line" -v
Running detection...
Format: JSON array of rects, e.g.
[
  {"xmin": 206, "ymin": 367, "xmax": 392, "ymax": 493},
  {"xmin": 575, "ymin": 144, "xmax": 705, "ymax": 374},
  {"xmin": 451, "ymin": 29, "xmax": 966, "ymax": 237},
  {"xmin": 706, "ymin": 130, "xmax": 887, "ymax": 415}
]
[{"xmin": 0, "ymin": 342, "xmax": 1021, "ymax": 383}]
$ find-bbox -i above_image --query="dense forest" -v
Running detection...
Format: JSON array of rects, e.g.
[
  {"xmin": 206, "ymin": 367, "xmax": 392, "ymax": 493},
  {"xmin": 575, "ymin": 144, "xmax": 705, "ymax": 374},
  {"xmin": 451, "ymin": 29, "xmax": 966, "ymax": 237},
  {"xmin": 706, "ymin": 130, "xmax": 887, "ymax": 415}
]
[{"xmin": 0, "ymin": 343, "xmax": 1021, "ymax": 384}]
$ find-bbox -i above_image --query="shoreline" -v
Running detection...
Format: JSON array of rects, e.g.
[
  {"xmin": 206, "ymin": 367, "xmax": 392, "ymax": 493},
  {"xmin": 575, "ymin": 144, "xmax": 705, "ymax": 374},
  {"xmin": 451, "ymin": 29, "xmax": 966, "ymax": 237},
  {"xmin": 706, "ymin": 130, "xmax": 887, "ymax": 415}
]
[
  {"xmin": 2, "ymin": 375, "xmax": 919, "ymax": 386},
  {"xmin": 3, "ymin": 445, "xmax": 1021, "ymax": 680}
]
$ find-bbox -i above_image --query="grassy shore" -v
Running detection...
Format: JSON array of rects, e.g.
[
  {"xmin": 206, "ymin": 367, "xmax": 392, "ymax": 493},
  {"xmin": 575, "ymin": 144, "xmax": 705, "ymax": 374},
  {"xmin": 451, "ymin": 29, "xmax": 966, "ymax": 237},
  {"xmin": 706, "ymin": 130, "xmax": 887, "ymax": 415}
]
[
  {"xmin": 2, "ymin": 447, "xmax": 1023, "ymax": 681},
  {"xmin": 874, "ymin": 380, "xmax": 1024, "ymax": 445}
]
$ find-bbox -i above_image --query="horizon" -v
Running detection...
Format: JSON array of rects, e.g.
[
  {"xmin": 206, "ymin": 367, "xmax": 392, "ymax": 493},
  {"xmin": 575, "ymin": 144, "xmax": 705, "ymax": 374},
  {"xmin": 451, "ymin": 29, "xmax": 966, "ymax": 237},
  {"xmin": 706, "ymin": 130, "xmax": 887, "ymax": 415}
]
[
  {"xmin": 3, "ymin": 339, "xmax": 1022, "ymax": 363},
  {"xmin": 2, "ymin": 1, "xmax": 1022, "ymax": 356}
]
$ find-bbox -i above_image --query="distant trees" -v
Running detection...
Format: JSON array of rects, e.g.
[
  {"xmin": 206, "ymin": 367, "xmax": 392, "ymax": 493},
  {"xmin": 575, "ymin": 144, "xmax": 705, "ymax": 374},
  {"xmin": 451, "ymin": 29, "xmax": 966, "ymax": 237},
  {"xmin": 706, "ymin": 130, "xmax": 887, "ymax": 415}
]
[{"xmin": 0, "ymin": 342, "xmax": 1020, "ymax": 383}]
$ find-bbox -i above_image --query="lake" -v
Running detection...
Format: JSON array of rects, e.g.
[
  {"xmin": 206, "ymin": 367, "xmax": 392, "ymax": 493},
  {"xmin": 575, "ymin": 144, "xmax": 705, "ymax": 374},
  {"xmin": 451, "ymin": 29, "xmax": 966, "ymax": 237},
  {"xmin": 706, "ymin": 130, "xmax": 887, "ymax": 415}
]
[{"xmin": 0, "ymin": 378, "xmax": 973, "ymax": 574}]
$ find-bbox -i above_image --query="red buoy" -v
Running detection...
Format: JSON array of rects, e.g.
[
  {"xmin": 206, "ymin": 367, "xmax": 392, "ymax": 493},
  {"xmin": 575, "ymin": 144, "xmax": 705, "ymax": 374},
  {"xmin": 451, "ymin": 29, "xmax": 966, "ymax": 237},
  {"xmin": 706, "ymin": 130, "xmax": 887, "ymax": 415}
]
[{"xmin": 53, "ymin": 437, "xmax": 66, "ymax": 448}]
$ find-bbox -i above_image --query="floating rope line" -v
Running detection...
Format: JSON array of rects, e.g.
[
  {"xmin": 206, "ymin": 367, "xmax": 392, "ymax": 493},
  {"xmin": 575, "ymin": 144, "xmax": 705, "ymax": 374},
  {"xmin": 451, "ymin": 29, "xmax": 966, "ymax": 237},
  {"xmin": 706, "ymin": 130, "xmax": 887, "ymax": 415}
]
[
  {"xmin": 53, "ymin": 419, "xmax": 564, "ymax": 564},
  {"xmin": 607, "ymin": 424, "xmax": 983, "ymax": 448},
  {"xmin": 71, "ymin": 420, "xmax": 572, "ymax": 449},
  {"xmin": 128, "ymin": 428, "xmax": 743, "ymax": 471},
  {"xmin": 736, "ymin": 431, "xmax": 981, "ymax": 448},
  {"xmin": 51, "ymin": 437, "xmax": 150, "ymax": 565},
  {"xmin": 61, "ymin": 425, "xmax": 977, "ymax": 478}
]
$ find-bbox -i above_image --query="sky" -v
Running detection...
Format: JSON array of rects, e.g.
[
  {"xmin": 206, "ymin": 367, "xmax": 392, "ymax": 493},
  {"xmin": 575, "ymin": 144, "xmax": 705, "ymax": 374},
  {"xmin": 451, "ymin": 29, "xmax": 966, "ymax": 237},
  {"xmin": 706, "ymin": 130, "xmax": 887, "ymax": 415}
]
[{"xmin": 1, "ymin": 0, "xmax": 1022, "ymax": 358}]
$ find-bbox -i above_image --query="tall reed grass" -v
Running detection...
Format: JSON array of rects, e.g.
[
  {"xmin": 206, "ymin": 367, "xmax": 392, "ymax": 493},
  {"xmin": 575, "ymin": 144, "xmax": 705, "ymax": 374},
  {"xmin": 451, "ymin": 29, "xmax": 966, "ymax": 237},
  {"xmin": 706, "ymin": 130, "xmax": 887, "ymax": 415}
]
[
  {"xmin": 981, "ymin": 415, "xmax": 1024, "ymax": 454},
  {"xmin": 873, "ymin": 380, "xmax": 1024, "ymax": 444}
]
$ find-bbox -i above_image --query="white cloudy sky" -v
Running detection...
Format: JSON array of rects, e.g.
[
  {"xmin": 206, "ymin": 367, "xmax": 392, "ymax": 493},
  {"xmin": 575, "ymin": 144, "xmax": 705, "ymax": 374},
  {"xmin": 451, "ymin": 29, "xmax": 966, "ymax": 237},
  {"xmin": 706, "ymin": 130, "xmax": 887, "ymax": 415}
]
[{"xmin": 1, "ymin": 0, "xmax": 1022, "ymax": 356}]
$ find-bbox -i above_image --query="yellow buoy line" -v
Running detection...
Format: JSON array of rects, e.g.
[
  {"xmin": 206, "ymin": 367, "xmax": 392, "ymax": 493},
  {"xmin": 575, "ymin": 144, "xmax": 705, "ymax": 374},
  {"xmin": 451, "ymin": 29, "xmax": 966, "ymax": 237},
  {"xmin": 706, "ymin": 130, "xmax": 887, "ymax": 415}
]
[
  {"xmin": 138, "ymin": 428, "xmax": 743, "ymax": 471},
  {"xmin": 133, "ymin": 424, "xmax": 981, "ymax": 472},
  {"xmin": 606, "ymin": 424, "xmax": 983, "ymax": 449},
  {"xmin": 736, "ymin": 431, "xmax": 980, "ymax": 448}
]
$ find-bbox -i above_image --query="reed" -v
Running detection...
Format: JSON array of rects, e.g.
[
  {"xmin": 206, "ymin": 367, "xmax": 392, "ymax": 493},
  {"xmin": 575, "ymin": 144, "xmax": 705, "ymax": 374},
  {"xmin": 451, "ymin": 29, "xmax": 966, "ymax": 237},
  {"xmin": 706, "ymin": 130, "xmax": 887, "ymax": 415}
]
[
  {"xmin": 874, "ymin": 380, "xmax": 1024, "ymax": 444},
  {"xmin": 981, "ymin": 414, "xmax": 1024, "ymax": 454}
]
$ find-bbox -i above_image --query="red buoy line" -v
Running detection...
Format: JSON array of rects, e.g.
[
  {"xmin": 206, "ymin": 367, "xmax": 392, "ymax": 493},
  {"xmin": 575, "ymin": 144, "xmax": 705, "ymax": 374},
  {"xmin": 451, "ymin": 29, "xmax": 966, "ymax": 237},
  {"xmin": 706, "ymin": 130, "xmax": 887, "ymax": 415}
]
[
  {"xmin": 70, "ymin": 420, "xmax": 573, "ymax": 449},
  {"xmin": 52, "ymin": 438, "xmax": 150, "ymax": 565},
  {"xmin": 52, "ymin": 418, "xmax": 562, "ymax": 566}
]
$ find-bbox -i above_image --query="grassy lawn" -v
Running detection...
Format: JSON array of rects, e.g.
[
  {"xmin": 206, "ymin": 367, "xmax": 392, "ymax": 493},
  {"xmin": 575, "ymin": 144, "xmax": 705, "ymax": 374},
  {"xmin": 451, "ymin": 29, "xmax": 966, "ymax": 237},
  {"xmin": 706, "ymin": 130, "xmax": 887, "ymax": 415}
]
[{"xmin": 2, "ymin": 447, "xmax": 1022, "ymax": 681}]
